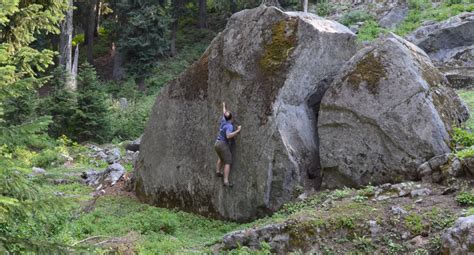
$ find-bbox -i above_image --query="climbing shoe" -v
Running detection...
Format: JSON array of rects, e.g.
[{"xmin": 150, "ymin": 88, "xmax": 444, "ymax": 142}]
[
  {"xmin": 223, "ymin": 182, "xmax": 233, "ymax": 188},
  {"xmin": 216, "ymin": 172, "xmax": 223, "ymax": 177}
]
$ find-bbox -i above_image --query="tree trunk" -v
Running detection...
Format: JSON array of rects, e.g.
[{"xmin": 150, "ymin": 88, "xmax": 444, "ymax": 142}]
[
  {"xmin": 112, "ymin": 42, "xmax": 125, "ymax": 81},
  {"xmin": 303, "ymin": 0, "xmax": 308, "ymax": 12},
  {"xmin": 87, "ymin": 0, "xmax": 98, "ymax": 64},
  {"xmin": 170, "ymin": 19, "xmax": 178, "ymax": 56},
  {"xmin": 94, "ymin": 0, "xmax": 101, "ymax": 37},
  {"xmin": 136, "ymin": 77, "xmax": 146, "ymax": 92},
  {"xmin": 69, "ymin": 45, "xmax": 79, "ymax": 91},
  {"xmin": 230, "ymin": 0, "xmax": 237, "ymax": 13},
  {"xmin": 198, "ymin": 0, "xmax": 207, "ymax": 29},
  {"xmin": 58, "ymin": 0, "xmax": 73, "ymax": 71}
]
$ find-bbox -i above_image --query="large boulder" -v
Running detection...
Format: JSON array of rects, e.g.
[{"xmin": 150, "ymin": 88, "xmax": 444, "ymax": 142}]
[
  {"xmin": 318, "ymin": 34, "xmax": 468, "ymax": 188},
  {"xmin": 441, "ymin": 215, "xmax": 474, "ymax": 255},
  {"xmin": 135, "ymin": 6, "xmax": 356, "ymax": 221},
  {"xmin": 406, "ymin": 13, "xmax": 474, "ymax": 88}
]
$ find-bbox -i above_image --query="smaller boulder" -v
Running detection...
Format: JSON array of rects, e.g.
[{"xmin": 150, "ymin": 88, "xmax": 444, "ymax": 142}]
[
  {"xmin": 441, "ymin": 215, "xmax": 474, "ymax": 255},
  {"xmin": 125, "ymin": 135, "xmax": 142, "ymax": 152},
  {"xmin": 103, "ymin": 163, "xmax": 125, "ymax": 186},
  {"xmin": 105, "ymin": 148, "xmax": 121, "ymax": 164},
  {"xmin": 32, "ymin": 167, "xmax": 46, "ymax": 175},
  {"xmin": 81, "ymin": 163, "xmax": 125, "ymax": 187},
  {"xmin": 410, "ymin": 188, "xmax": 431, "ymax": 197},
  {"xmin": 390, "ymin": 206, "xmax": 407, "ymax": 215}
]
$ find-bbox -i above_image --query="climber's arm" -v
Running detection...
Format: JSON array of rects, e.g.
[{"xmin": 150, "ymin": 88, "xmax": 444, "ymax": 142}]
[
  {"xmin": 226, "ymin": 126, "xmax": 241, "ymax": 139},
  {"xmin": 222, "ymin": 102, "xmax": 227, "ymax": 115}
]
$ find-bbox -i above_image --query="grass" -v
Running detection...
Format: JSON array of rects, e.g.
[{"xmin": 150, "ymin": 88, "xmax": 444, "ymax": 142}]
[
  {"xmin": 395, "ymin": 1, "xmax": 474, "ymax": 36},
  {"xmin": 54, "ymin": 196, "xmax": 240, "ymax": 253},
  {"xmin": 458, "ymin": 90, "xmax": 474, "ymax": 130}
]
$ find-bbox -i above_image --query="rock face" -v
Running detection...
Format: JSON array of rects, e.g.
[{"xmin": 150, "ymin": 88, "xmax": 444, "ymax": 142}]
[
  {"xmin": 441, "ymin": 215, "xmax": 474, "ymax": 255},
  {"xmin": 318, "ymin": 34, "xmax": 468, "ymax": 188},
  {"xmin": 407, "ymin": 13, "xmax": 474, "ymax": 88},
  {"xmin": 135, "ymin": 6, "xmax": 356, "ymax": 221}
]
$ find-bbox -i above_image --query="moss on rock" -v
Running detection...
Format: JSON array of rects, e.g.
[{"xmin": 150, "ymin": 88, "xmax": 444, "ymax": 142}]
[
  {"xmin": 260, "ymin": 18, "xmax": 298, "ymax": 73},
  {"xmin": 345, "ymin": 52, "xmax": 386, "ymax": 95}
]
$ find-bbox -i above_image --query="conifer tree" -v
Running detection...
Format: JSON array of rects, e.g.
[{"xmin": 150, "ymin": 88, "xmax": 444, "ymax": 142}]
[{"xmin": 73, "ymin": 62, "xmax": 110, "ymax": 142}]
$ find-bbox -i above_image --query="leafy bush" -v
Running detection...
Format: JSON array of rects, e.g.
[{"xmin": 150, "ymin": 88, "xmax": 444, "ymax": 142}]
[
  {"xmin": 317, "ymin": 0, "xmax": 332, "ymax": 16},
  {"xmin": 456, "ymin": 191, "xmax": 474, "ymax": 206},
  {"xmin": 408, "ymin": 0, "xmax": 432, "ymax": 10},
  {"xmin": 108, "ymin": 95, "xmax": 155, "ymax": 141},
  {"xmin": 32, "ymin": 148, "xmax": 64, "ymax": 168},
  {"xmin": 357, "ymin": 20, "xmax": 385, "ymax": 42},
  {"xmin": 395, "ymin": 1, "xmax": 474, "ymax": 36},
  {"xmin": 455, "ymin": 147, "xmax": 474, "ymax": 159},
  {"xmin": 405, "ymin": 213, "xmax": 425, "ymax": 235},
  {"xmin": 445, "ymin": 0, "xmax": 462, "ymax": 6},
  {"xmin": 452, "ymin": 127, "xmax": 474, "ymax": 147},
  {"xmin": 340, "ymin": 10, "xmax": 373, "ymax": 26}
]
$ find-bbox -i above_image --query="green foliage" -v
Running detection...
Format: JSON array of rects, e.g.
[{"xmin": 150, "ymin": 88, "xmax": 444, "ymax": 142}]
[
  {"xmin": 451, "ymin": 128, "xmax": 474, "ymax": 158},
  {"xmin": 340, "ymin": 10, "xmax": 373, "ymax": 26},
  {"xmin": 384, "ymin": 237, "xmax": 407, "ymax": 255},
  {"xmin": 57, "ymin": 196, "xmax": 239, "ymax": 253},
  {"xmin": 146, "ymin": 34, "xmax": 210, "ymax": 92},
  {"xmin": 452, "ymin": 127, "xmax": 474, "ymax": 147},
  {"xmin": 425, "ymin": 208, "xmax": 456, "ymax": 231},
  {"xmin": 466, "ymin": 207, "xmax": 474, "ymax": 216},
  {"xmin": 39, "ymin": 68, "xmax": 78, "ymax": 138},
  {"xmin": 455, "ymin": 147, "xmax": 474, "ymax": 159},
  {"xmin": 408, "ymin": 0, "xmax": 432, "ymax": 10},
  {"xmin": 108, "ymin": 95, "xmax": 154, "ymax": 141},
  {"xmin": 357, "ymin": 20, "xmax": 385, "ymax": 42},
  {"xmin": 458, "ymin": 90, "xmax": 474, "ymax": 130},
  {"xmin": 0, "ymin": 116, "xmax": 53, "ymax": 151},
  {"xmin": 353, "ymin": 234, "xmax": 375, "ymax": 253},
  {"xmin": 332, "ymin": 187, "xmax": 352, "ymax": 199},
  {"xmin": 277, "ymin": 192, "xmax": 327, "ymax": 216},
  {"xmin": 72, "ymin": 33, "xmax": 84, "ymax": 47},
  {"xmin": 395, "ymin": 1, "xmax": 474, "ymax": 36},
  {"xmin": 316, "ymin": 0, "xmax": 332, "ymax": 17},
  {"xmin": 113, "ymin": 0, "xmax": 171, "ymax": 78},
  {"xmin": 74, "ymin": 63, "xmax": 110, "ymax": 142},
  {"xmin": 404, "ymin": 213, "xmax": 425, "ymax": 235},
  {"xmin": 0, "ymin": 165, "xmax": 71, "ymax": 253},
  {"xmin": 357, "ymin": 185, "xmax": 375, "ymax": 197},
  {"xmin": 456, "ymin": 191, "xmax": 474, "ymax": 206}
]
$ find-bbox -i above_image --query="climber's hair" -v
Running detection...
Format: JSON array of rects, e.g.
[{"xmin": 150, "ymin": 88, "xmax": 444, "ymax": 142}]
[{"xmin": 224, "ymin": 111, "xmax": 232, "ymax": 121}]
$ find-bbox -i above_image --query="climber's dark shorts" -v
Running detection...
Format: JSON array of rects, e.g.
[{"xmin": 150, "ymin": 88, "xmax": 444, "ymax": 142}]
[{"xmin": 215, "ymin": 140, "xmax": 232, "ymax": 164}]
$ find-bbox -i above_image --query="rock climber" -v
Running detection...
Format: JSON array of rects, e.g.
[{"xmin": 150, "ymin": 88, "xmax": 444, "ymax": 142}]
[{"xmin": 215, "ymin": 102, "xmax": 242, "ymax": 187}]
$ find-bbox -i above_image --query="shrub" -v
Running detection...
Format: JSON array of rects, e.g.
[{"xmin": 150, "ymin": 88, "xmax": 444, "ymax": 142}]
[
  {"xmin": 357, "ymin": 20, "xmax": 385, "ymax": 42},
  {"xmin": 445, "ymin": 0, "xmax": 463, "ymax": 6},
  {"xmin": 108, "ymin": 94, "xmax": 155, "ymax": 141},
  {"xmin": 317, "ymin": 0, "xmax": 332, "ymax": 16},
  {"xmin": 456, "ymin": 191, "xmax": 474, "ymax": 206},
  {"xmin": 405, "ymin": 213, "xmax": 425, "ymax": 235},
  {"xmin": 39, "ymin": 68, "xmax": 79, "ymax": 139},
  {"xmin": 73, "ymin": 63, "xmax": 111, "ymax": 143},
  {"xmin": 408, "ymin": 0, "xmax": 432, "ymax": 10},
  {"xmin": 452, "ymin": 127, "xmax": 474, "ymax": 148},
  {"xmin": 340, "ymin": 10, "xmax": 373, "ymax": 26}
]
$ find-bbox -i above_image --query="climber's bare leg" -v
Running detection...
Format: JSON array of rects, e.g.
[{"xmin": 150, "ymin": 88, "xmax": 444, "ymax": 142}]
[
  {"xmin": 216, "ymin": 159, "xmax": 223, "ymax": 175},
  {"xmin": 224, "ymin": 164, "xmax": 231, "ymax": 184}
]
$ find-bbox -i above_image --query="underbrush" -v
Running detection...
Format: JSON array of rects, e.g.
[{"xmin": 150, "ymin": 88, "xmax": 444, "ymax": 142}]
[
  {"xmin": 55, "ymin": 196, "xmax": 239, "ymax": 253},
  {"xmin": 395, "ymin": 0, "xmax": 474, "ymax": 36}
]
